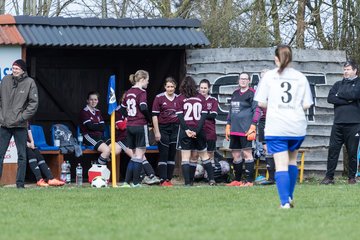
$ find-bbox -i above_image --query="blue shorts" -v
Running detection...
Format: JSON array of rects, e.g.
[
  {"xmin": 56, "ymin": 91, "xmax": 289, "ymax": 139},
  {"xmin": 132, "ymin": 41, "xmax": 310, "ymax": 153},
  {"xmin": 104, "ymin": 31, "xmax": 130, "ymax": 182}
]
[{"xmin": 265, "ymin": 136, "xmax": 305, "ymax": 154}]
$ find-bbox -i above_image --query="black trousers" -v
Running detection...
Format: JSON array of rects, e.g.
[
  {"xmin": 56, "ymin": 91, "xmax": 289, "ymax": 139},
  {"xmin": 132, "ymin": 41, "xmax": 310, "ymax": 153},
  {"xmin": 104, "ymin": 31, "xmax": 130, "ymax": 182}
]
[
  {"xmin": 0, "ymin": 126, "xmax": 27, "ymax": 188},
  {"xmin": 326, "ymin": 123, "xmax": 360, "ymax": 179}
]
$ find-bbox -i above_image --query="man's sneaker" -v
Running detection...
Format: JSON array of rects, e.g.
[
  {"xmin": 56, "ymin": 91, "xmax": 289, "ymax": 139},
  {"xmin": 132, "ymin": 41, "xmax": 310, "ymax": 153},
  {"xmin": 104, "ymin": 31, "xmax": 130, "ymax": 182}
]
[
  {"xmin": 320, "ymin": 177, "xmax": 335, "ymax": 185},
  {"xmin": 37, "ymin": 179, "xmax": 49, "ymax": 187},
  {"xmin": 120, "ymin": 183, "xmax": 131, "ymax": 188},
  {"xmin": 131, "ymin": 183, "xmax": 142, "ymax": 188},
  {"xmin": 48, "ymin": 178, "xmax": 65, "ymax": 186},
  {"xmin": 348, "ymin": 178, "xmax": 357, "ymax": 184},
  {"xmin": 209, "ymin": 180, "xmax": 216, "ymax": 186},
  {"xmin": 239, "ymin": 181, "xmax": 254, "ymax": 187},
  {"xmin": 161, "ymin": 180, "xmax": 173, "ymax": 187},
  {"xmin": 143, "ymin": 176, "xmax": 161, "ymax": 185},
  {"xmin": 226, "ymin": 180, "xmax": 243, "ymax": 186},
  {"xmin": 280, "ymin": 203, "xmax": 291, "ymax": 209}
]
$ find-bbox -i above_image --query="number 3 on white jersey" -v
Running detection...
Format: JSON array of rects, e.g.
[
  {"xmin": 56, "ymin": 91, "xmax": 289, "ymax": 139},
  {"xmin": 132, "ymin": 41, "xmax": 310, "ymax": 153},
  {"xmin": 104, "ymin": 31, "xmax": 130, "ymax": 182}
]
[
  {"xmin": 184, "ymin": 102, "xmax": 202, "ymax": 121},
  {"xmin": 127, "ymin": 98, "xmax": 137, "ymax": 116}
]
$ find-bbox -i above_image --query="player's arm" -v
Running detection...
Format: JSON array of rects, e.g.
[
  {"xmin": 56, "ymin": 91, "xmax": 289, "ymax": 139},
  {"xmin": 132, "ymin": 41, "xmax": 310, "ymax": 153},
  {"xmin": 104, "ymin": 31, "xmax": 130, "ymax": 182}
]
[
  {"xmin": 194, "ymin": 112, "xmax": 207, "ymax": 134},
  {"xmin": 327, "ymin": 81, "xmax": 351, "ymax": 105},
  {"xmin": 140, "ymin": 103, "xmax": 152, "ymax": 124},
  {"xmin": 336, "ymin": 80, "xmax": 360, "ymax": 101},
  {"xmin": 152, "ymin": 115, "xmax": 161, "ymax": 141}
]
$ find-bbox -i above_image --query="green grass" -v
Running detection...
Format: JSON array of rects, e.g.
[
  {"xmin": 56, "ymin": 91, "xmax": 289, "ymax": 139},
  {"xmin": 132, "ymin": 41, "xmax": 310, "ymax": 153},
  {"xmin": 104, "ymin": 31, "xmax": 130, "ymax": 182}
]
[{"xmin": 0, "ymin": 182, "xmax": 359, "ymax": 240}]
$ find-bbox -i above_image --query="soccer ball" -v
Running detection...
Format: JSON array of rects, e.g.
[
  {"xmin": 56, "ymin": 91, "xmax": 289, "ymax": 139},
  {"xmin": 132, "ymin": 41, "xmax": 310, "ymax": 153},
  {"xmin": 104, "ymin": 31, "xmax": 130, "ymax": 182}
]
[
  {"xmin": 194, "ymin": 164, "xmax": 205, "ymax": 179},
  {"xmin": 91, "ymin": 176, "xmax": 108, "ymax": 188},
  {"xmin": 219, "ymin": 160, "xmax": 230, "ymax": 175}
]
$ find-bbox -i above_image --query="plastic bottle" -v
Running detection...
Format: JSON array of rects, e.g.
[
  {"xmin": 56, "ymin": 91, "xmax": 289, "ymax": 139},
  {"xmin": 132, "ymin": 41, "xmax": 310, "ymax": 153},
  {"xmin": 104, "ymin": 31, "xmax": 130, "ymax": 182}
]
[
  {"xmin": 76, "ymin": 163, "xmax": 83, "ymax": 186},
  {"xmin": 66, "ymin": 160, "xmax": 71, "ymax": 184},
  {"xmin": 60, "ymin": 161, "xmax": 67, "ymax": 182},
  {"xmin": 54, "ymin": 134, "xmax": 60, "ymax": 147},
  {"xmin": 77, "ymin": 133, "xmax": 83, "ymax": 146}
]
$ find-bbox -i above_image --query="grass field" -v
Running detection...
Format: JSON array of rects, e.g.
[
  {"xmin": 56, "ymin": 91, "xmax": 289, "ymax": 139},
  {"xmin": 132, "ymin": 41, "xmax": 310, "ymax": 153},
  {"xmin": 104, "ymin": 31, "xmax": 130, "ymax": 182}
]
[{"xmin": 0, "ymin": 179, "xmax": 359, "ymax": 240}]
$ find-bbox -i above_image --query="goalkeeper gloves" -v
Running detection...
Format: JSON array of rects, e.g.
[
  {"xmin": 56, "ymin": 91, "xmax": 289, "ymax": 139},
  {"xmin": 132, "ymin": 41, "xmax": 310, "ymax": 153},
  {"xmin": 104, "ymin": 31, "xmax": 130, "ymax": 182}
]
[{"xmin": 246, "ymin": 124, "xmax": 256, "ymax": 141}]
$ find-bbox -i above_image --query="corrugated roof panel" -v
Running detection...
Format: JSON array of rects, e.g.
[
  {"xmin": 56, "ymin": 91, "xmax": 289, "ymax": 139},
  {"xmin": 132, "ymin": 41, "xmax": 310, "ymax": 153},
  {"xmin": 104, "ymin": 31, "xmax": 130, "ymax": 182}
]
[
  {"xmin": 0, "ymin": 25, "xmax": 25, "ymax": 45},
  {"xmin": 15, "ymin": 23, "xmax": 210, "ymax": 48}
]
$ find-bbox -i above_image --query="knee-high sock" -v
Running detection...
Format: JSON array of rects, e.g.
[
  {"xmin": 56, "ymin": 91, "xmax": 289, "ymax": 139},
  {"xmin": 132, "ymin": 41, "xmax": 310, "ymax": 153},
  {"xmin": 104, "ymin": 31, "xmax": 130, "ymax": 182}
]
[
  {"xmin": 266, "ymin": 156, "xmax": 275, "ymax": 181},
  {"xmin": 38, "ymin": 160, "xmax": 53, "ymax": 180},
  {"xmin": 203, "ymin": 159, "xmax": 214, "ymax": 181},
  {"xmin": 181, "ymin": 161, "xmax": 190, "ymax": 185},
  {"xmin": 28, "ymin": 158, "xmax": 42, "ymax": 181},
  {"xmin": 157, "ymin": 160, "xmax": 167, "ymax": 181},
  {"xmin": 132, "ymin": 158, "xmax": 143, "ymax": 185},
  {"xmin": 167, "ymin": 143, "xmax": 177, "ymax": 180},
  {"xmin": 142, "ymin": 160, "xmax": 155, "ymax": 177},
  {"xmin": 288, "ymin": 165, "xmax": 298, "ymax": 199},
  {"xmin": 167, "ymin": 161, "xmax": 175, "ymax": 181},
  {"xmin": 189, "ymin": 162, "xmax": 197, "ymax": 184},
  {"xmin": 275, "ymin": 171, "xmax": 290, "ymax": 205},
  {"xmin": 233, "ymin": 159, "xmax": 243, "ymax": 181},
  {"xmin": 125, "ymin": 160, "xmax": 134, "ymax": 183},
  {"xmin": 245, "ymin": 159, "xmax": 255, "ymax": 182}
]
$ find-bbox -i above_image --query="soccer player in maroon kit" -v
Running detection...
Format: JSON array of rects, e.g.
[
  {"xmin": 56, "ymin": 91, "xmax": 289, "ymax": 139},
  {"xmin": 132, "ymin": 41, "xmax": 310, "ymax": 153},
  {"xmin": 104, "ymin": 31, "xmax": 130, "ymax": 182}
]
[
  {"xmin": 116, "ymin": 93, "xmax": 160, "ymax": 187},
  {"xmin": 120, "ymin": 70, "xmax": 150, "ymax": 187},
  {"xmin": 176, "ymin": 76, "xmax": 215, "ymax": 186},
  {"xmin": 190, "ymin": 79, "xmax": 219, "ymax": 181},
  {"xmin": 152, "ymin": 77, "xmax": 179, "ymax": 187},
  {"xmin": 79, "ymin": 91, "xmax": 111, "ymax": 165}
]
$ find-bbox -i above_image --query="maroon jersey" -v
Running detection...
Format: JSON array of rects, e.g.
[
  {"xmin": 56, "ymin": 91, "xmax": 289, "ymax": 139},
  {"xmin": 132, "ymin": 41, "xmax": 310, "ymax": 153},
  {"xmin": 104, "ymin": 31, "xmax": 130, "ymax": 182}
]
[
  {"xmin": 152, "ymin": 92, "xmax": 179, "ymax": 124},
  {"xmin": 115, "ymin": 106, "xmax": 127, "ymax": 141},
  {"xmin": 176, "ymin": 93, "xmax": 207, "ymax": 129},
  {"xmin": 121, "ymin": 86, "xmax": 148, "ymax": 126},
  {"xmin": 79, "ymin": 105, "xmax": 104, "ymax": 137},
  {"xmin": 204, "ymin": 96, "xmax": 218, "ymax": 140}
]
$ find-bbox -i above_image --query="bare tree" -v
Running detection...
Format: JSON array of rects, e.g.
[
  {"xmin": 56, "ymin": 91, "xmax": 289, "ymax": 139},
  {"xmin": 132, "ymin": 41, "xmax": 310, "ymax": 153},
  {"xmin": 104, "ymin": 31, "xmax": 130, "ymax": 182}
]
[{"xmin": 0, "ymin": 0, "xmax": 5, "ymax": 14}]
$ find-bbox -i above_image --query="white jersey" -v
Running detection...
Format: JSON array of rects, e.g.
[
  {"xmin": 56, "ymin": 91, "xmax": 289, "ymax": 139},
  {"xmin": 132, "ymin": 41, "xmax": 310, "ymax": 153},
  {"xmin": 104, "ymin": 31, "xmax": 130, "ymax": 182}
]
[{"xmin": 254, "ymin": 67, "xmax": 313, "ymax": 137}]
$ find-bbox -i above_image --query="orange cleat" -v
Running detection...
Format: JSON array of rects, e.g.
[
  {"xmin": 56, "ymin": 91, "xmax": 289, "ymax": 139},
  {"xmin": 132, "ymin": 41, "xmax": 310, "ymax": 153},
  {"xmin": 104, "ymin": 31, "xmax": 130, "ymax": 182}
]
[
  {"xmin": 239, "ymin": 181, "xmax": 254, "ymax": 187},
  {"xmin": 161, "ymin": 180, "xmax": 173, "ymax": 187},
  {"xmin": 48, "ymin": 178, "xmax": 65, "ymax": 186},
  {"xmin": 37, "ymin": 179, "xmax": 49, "ymax": 187},
  {"xmin": 225, "ymin": 180, "xmax": 243, "ymax": 186}
]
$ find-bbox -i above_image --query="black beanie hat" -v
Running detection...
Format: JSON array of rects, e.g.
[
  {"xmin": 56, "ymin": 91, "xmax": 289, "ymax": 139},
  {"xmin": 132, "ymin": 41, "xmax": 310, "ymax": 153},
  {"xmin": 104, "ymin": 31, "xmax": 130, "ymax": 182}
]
[{"xmin": 12, "ymin": 59, "xmax": 27, "ymax": 72}]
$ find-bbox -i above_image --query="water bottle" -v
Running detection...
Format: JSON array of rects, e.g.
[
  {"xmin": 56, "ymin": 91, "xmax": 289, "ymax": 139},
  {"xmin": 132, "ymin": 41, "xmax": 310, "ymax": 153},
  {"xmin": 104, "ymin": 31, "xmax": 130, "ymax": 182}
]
[
  {"xmin": 77, "ymin": 133, "xmax": 83, "ymax": 146},
  {"xmin": 76, "ymin": 163, "xmax": 83, "ymax": 186},
  {"xmin": 54, "ymin": 134, "xmax": 60, "ymax": 147},
  {"xmin": 60, "ymin": 161, "xmax": 67, "ymax": 182},
  {"xmin": 66, "ymin": 160, "xmax": 71, "ymax": 184}
]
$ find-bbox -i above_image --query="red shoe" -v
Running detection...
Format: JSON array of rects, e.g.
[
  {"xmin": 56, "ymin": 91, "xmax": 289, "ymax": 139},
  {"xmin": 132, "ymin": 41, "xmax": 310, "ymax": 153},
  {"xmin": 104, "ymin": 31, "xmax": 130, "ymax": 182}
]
[
  {"xmin": 226, "ymin": 180, "xmax": 243, "ymax": 186},
  {"xmin": 37, "ymin": 179, "xmax": 49, "ymax": 187},
  {"xmin": 161, "ymin": 180, "xmax": 173, "ymax": 187},
  {"xmin": 48, "ymin": 178, "xmax": 65, "ymax": 186}
]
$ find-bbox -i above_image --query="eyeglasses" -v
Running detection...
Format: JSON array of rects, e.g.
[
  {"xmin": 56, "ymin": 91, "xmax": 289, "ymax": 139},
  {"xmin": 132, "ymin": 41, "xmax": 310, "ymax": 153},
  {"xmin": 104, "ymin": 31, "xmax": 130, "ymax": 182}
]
[{"xmin": 239, "ymin": 78, "xmax": 249, "ymax": 80}]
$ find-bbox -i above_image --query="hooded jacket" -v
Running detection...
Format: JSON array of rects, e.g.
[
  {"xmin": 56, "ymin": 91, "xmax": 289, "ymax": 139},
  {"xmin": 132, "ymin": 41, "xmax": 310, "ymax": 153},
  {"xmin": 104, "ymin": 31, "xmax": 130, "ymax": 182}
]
[{"xmin": 0, "ymin": 72, "xmax": 38, "ymax": 128}]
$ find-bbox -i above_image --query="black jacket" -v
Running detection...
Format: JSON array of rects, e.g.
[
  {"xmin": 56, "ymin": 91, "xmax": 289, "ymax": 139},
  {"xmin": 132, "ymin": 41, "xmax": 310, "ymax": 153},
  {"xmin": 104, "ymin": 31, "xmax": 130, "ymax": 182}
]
[{"xmin": 328, "ymin": 76, "xmax": 360, "ymax": 124}]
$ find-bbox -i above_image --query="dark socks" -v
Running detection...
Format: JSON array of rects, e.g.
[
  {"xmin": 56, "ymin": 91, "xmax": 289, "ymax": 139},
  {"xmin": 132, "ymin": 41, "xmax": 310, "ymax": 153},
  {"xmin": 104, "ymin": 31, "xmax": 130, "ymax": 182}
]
[
  {"xmin": 245, "ymin": 160, "xmax": 255, "ymax": 182},
  {"xmin": 181, "ymin": 161, "xmax": 191, "ymax": 185},
  {"xmin": 28, "ymin": 158, "xmax": 42, "ymax": 181},
  {"xmin": 158, "ymin": 161, "xmax": 167, "ymax": 181},
  {"xmin": 266, "ymin": 157, "xmax": 275, "ymax": 181},
  {"xmin": 189, "ymin": 162, "xmax": 197, "ymax": 185},
  {"xmin": 233, "ymin": 160, "xmax": 243, "ymax": 181},
  {"xmin": 142, "ymin": 160, "xmax": 155, "ymax": 177},
  {"xmin": 203, "ymin": 159, "xmax": 214, "ymax": 181},
  {"xmin": 125, "ymin": 160, "xmax": 134, "ymax": 183},
  {"xmin": 38, "ymin": 160, "xmax": 53, "ymax": 180},
  {"xmin": 167, "ymin": 161, "xmax": 175, "ymax": 180}
]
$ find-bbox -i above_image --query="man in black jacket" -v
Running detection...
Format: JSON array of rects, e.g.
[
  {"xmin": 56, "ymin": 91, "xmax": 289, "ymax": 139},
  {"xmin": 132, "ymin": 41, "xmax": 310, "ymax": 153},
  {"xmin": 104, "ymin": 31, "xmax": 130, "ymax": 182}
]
[
  {"xmin": 0, "ymin": 59, "xmax": 39, "ymax": 188},
  {"xmin": 321, "ymin": 60, "xmax": 360, "ymax": 185}
]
